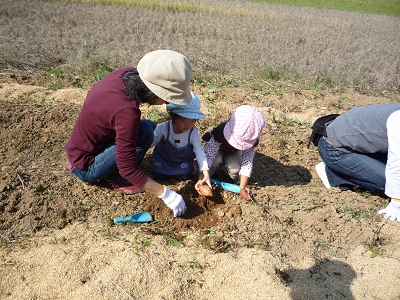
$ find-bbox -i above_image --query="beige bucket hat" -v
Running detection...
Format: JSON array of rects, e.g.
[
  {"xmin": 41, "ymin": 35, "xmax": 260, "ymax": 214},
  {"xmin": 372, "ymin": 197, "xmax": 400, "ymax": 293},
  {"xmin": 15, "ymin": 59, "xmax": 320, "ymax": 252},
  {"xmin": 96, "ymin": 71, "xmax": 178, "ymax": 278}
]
[{"xmin": 137, "ymin": 49, "xmax": 192, "ymax": 105}]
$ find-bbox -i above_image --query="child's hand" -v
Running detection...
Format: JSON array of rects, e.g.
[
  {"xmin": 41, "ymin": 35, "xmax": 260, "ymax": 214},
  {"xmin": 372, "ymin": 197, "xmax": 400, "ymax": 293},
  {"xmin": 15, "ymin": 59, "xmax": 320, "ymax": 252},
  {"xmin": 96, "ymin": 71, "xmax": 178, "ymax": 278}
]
[
  {"xmin": 200, "ymin": 170, "xmax": 212, "ymax": 189},
  {"xmin": 195, "ymin": 181, "xmax": 213, "ymax": 197},
  {"xmin": 240, "ymin": 187, "xmax": 253, "ymax": 201}
]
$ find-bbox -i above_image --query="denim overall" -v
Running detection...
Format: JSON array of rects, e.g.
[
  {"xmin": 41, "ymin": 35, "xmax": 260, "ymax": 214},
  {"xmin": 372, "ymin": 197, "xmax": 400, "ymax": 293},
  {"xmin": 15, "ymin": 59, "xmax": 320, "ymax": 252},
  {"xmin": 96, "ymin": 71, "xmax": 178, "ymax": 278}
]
[{"xmin": 153, "ymin": 121, "xmax": 195, "ymax": 177}]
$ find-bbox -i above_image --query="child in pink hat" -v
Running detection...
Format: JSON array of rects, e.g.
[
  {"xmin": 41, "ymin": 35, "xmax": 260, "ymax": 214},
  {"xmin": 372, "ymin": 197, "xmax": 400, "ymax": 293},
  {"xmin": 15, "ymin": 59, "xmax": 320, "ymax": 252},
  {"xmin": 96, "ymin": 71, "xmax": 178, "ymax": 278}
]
[{"xmin": 199, "ymin": 105, "xmax": 266, "ymax": 200}]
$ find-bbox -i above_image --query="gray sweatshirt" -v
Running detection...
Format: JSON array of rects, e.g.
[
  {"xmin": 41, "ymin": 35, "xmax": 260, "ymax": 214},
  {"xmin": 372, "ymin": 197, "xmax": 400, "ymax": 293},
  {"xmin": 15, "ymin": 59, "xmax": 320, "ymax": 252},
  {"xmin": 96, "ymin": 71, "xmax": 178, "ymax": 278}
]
[{"xmin": 326, "ymin": 103, "xmax": 400, "ymax": 153}]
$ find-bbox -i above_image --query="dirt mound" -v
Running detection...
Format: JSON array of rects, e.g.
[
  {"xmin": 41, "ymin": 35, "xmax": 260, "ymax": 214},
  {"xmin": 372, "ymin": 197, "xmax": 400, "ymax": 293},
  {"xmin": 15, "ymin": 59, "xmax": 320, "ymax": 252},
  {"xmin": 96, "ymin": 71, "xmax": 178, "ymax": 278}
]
[{"xmin": 1, "ymin": 73, "xmax": 400, "ymax": 299}]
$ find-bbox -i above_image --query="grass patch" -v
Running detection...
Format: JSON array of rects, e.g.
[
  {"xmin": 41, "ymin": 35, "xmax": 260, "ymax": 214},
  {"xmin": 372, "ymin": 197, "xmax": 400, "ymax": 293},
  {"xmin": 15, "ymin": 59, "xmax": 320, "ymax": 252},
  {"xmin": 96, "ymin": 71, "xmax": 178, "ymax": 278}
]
[
  {"xmin": 38, "ymin": 59, "xmax": 127, "ymax": 90},
  {"xmin": 252, "ymin": 0, "xmax": 400, "ymax": 16},
  {"xmin": 130, "ymin": 233, "xmax": 152, "ymax": 253},
  {"xmin": 368, "ymin": 247, "xmax": 385, "ymax": 258}
]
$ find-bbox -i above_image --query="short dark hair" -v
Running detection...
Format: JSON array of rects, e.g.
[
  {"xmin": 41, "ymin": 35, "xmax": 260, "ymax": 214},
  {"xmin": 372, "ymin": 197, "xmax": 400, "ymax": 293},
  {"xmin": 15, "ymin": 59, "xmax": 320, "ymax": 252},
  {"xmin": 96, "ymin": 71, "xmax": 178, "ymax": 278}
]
[
  {"xmin": 168, "ymin": 111, "xmax": 181, "ymax": 121},
  {"xmin": 120, "ymin": 69, "xmax": 158, "ymax": 104}
]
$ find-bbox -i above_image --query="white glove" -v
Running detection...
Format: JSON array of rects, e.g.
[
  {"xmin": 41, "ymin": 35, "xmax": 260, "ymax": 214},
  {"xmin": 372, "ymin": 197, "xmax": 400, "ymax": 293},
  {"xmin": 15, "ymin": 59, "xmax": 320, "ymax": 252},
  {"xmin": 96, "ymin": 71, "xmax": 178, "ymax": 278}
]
[
  {"xmin": 378, "ymin": 200, "xmax": 400, "ymax": 222},
  {"xmin": 158, "ymin": 187, "xmax": 186, "ymax": 217}
]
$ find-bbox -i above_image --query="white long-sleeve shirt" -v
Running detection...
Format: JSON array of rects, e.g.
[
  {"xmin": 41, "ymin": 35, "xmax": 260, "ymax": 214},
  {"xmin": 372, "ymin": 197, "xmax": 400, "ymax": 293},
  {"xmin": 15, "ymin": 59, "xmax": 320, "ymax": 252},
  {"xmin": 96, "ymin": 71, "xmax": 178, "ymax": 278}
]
[
  {"xmin": 151, "ymin": 121, "xmax": 209, "ymax": 171},
  {"xmin": 385, "ymin": 110, "xmax": 400, "ymax": 199}
]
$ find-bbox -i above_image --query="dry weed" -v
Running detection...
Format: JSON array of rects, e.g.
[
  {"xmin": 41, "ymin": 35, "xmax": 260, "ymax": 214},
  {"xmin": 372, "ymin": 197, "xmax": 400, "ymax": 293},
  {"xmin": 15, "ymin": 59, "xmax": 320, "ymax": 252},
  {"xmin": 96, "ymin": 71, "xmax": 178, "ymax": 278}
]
[{"xmin": 0, "ymin": 0, "xmax": 399, "ymax": 91}]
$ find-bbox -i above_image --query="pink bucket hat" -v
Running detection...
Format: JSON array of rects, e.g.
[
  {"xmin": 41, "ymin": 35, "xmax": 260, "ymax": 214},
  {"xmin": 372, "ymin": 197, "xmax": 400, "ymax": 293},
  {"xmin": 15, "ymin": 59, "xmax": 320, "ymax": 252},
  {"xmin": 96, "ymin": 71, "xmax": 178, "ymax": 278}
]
[{"xmin": 223, "ymin": 105, "xmax": 266, "ymax": 150}]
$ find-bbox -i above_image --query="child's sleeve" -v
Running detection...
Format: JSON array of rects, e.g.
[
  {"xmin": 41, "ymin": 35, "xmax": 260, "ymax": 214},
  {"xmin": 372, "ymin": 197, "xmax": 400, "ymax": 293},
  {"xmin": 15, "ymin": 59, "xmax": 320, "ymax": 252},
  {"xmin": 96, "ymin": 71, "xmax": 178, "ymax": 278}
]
[
  {"xmin": 191, "ymin": 129, "xmax": 209, "ymax": 171},
  {"xmin": 150, "ymin": 122, "xmax": 166, "ymax": 148},
  {"xmin": 239, "ymin": 148, "xmax": 256, "ymax": 178},
  {"xmin": 204, "ymin": 136, "xmax": 221, "ymax": 169}
]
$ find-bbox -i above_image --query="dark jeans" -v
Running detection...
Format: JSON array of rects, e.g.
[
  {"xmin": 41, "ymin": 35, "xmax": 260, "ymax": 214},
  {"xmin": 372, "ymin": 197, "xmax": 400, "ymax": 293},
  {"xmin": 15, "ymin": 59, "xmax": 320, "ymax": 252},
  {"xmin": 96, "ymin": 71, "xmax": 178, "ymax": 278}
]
[
  {"xmin": 318, "ymin": 137, "xmax": 387, "ymax": 191},
  {"xmin": 71, "ymin": 120, "xmax": 156, "ymax": 185}
]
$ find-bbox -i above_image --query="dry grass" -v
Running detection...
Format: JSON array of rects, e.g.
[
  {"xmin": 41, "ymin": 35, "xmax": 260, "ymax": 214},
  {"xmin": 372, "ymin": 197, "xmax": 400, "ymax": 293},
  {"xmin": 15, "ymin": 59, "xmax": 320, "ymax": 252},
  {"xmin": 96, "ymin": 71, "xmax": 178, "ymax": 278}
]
[{"xmin": 0, "ymin": 0, "xmax": 399, "ymax": 92}]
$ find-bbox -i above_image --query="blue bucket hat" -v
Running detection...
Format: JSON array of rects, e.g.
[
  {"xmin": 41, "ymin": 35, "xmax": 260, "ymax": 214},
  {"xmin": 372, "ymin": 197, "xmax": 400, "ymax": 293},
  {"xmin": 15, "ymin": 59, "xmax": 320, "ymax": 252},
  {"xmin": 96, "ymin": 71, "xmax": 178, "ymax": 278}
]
[{"xmin": 166, "ymin": 92, "xmax": 205, "ymax": 119}]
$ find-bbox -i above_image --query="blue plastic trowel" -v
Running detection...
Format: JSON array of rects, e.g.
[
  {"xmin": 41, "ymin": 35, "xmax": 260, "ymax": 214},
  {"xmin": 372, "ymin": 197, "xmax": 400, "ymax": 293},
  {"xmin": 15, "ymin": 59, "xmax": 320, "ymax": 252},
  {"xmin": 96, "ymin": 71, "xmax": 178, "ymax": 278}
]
[{"xmin": 113, "ymin": 212, "xmax": 153, "ymax": 224}]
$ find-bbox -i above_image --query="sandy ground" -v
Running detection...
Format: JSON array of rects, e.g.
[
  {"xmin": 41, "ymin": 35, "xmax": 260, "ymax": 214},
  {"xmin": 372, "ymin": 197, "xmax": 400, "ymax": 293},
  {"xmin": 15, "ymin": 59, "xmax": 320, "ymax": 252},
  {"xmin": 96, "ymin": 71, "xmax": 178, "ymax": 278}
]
[{"xmin": 1, "ymin": 74, "xmax": 400, "ymax": 299}]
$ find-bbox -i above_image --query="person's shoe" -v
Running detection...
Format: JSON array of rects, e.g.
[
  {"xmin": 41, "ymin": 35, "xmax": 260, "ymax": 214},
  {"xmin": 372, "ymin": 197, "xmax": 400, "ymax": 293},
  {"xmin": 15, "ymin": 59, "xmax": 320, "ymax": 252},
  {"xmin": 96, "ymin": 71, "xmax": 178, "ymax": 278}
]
[
  {"xmin": 110, "ymin": 182, "xmax": 144, "ymax": 195},
  {"xmin": 315, "ymin": 162, "xmax": 331, "ymax": 189},
  {"xmin": 113, "ymin": 185, "xmax": 144, "ymax": 195},
  {"xmin": 94, "ymin": 180, "xmax": 143, "ymax": 194}
]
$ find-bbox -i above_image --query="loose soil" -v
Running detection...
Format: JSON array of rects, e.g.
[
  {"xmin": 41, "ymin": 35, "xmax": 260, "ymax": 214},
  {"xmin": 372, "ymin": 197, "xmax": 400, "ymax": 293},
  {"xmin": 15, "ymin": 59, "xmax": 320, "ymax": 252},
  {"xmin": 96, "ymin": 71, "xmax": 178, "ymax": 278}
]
[{"xmin": 1, "ymin": 72, "xmax": 400, "ymax": 299}]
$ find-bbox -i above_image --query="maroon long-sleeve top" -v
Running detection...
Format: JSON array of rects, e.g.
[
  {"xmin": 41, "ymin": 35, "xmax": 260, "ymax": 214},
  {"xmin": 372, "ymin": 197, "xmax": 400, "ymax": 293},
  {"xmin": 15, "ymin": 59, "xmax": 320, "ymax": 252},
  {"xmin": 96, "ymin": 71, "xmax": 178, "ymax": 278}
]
[{"xmin": 65, "ymin": 67, "xmax": 148, "ymax": 187}]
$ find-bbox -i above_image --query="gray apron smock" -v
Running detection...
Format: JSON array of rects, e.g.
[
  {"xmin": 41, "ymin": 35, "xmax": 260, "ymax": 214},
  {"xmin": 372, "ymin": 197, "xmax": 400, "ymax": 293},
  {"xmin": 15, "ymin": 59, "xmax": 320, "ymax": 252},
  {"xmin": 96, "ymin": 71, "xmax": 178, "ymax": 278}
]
[{"xmin": 153, "ymin": 121, "xmax": 195, "ymax": 176}]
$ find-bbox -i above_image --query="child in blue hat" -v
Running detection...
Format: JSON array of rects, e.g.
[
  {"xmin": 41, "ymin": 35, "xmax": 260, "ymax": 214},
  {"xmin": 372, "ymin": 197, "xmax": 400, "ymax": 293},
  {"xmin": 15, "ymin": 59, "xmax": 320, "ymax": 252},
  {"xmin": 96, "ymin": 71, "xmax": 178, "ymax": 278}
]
[{"xmin": 150, "ymin": 92, "xmax": 212, "ymax": 190}]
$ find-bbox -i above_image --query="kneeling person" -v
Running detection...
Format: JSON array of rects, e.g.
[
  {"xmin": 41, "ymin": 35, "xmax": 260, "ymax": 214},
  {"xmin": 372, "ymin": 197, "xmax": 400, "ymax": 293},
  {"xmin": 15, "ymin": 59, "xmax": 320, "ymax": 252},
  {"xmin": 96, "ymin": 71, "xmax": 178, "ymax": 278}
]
[{"xmin": 151, "ymin": 92, "xmax": 212, "ymax": 189}]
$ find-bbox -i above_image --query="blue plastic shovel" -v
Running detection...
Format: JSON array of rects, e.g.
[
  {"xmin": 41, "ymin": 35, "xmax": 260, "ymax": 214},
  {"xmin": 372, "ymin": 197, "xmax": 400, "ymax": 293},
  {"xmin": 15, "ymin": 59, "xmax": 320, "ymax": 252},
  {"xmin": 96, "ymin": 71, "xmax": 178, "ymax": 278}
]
[
  {"xmin": 211, "ymin": 178, "xmax": 241, "ymax": 193},
  {"xmin": 113, "ymin": 211, "xmax": 153, "ymax": 224}
]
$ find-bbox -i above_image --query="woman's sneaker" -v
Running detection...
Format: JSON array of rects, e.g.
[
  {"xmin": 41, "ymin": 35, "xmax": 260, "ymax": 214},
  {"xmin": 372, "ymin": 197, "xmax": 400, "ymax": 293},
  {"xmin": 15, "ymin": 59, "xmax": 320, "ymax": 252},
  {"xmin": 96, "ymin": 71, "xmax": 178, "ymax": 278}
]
[
  {"xmin": 92, "ymin": 180, "xmax": 144, "ymax": 194},
  {"xmin": 108, "ymin": 181, "xmax": 144, "ymax": 194},
  {"xmin": 315, "ymin": 162, "xmax": 331, "ymax": 189},
  {"xmin": 113, "ymin": 184, "xmax": 144, "ymax": 195}
]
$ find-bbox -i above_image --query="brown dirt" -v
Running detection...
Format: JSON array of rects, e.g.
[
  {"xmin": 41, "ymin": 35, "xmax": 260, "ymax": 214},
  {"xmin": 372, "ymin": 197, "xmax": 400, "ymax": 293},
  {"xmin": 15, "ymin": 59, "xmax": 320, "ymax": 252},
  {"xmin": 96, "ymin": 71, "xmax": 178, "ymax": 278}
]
[{"xmin": 1, "ymin": 71, "xmax": 400, "ymax": 299}]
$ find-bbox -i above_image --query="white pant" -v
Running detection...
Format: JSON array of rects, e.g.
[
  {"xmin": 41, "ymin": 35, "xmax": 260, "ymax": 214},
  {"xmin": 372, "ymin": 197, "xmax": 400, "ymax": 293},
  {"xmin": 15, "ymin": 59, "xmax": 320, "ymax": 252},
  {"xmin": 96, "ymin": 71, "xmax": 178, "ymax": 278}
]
[{"xmin": 210, "ymin": 150, "xmax": 243, "ymax": 180}]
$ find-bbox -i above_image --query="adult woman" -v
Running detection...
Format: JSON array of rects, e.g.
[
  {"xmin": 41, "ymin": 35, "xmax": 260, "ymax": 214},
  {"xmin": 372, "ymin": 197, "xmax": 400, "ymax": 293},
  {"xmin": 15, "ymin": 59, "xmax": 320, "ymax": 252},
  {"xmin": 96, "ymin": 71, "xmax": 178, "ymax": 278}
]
[
  {"xmin": 316, "ymin": 102, "xmax": 400, "ymax": 222},
  {"xmin": 65, "ymin": 50, "xmax": 192, "ymax": 217}
]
